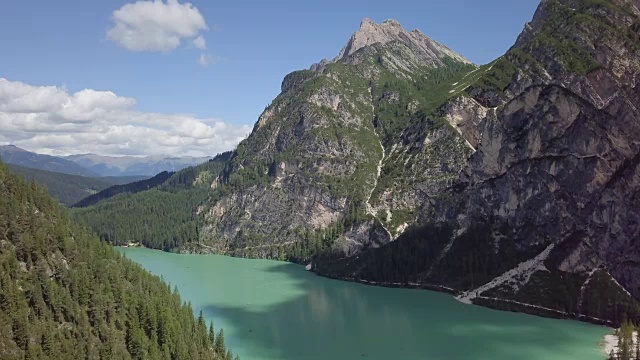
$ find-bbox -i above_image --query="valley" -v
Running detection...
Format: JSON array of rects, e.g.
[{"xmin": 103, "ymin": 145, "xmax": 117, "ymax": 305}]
[
  {"xmin": 73, "ymin": 0, "xmax": 640, "ymax": 331},
  {"xmin": 2, "ymin": 0, "xmax": 640, "ymax": 359}
]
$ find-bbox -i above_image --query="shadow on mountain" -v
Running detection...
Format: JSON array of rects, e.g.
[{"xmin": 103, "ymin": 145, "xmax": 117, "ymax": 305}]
[{"xmin": 202, "ymin": 263, "xmax": 607, "ymax": 360}]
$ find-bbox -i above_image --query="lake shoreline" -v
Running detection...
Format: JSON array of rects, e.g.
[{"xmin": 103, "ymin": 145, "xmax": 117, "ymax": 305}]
[
  {"xmin": 120, "ymin": 246, "xmax": 612, "ymax": 360},
  {"xmin": 170, "ymin": 244, "xmax": 617, "ymax": 329},
  {"xmin": 172, "ymin": 244, "xmax": 617, "ymax": 328},
  {"xmin": 312, "ymin": 268, "xmax": 616, "ymax": 328}
]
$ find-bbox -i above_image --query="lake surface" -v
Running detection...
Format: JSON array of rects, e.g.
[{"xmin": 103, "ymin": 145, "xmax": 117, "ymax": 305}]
[{"xmin": 120, "ymin": 247, "xmax": 610, "ymax": 360}]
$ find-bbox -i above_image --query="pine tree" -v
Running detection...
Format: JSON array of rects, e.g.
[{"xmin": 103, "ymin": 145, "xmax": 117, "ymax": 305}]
[
  {"xmin": 208, "ymin": 322, "xmax": 216, "ymax": 346},
  {"xmin": 620, "ymin": 321, "xmax": 635, "ymax": 360},
  {"xmin": 215, "ymin": 328, "xmax": 226, "ymax": 355}
]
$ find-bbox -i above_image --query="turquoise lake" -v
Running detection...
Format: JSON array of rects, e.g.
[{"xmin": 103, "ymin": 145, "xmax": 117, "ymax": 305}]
[{"xmin": 120, "ymin": 247, "xmax": 610, "ymax": 360}]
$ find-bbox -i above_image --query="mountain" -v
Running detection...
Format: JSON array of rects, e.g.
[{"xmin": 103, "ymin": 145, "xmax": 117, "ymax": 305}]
[
  {"xmin": 0, "ymin": 145, "xmax": 201, "ymax": 178},
  {"xmin": 6, "ymin": 164, "xmax": 147, "ymax": 206},
  {"xmin": 0, "ymin": 161, "xmax": 235, "ymax": 359},
  {"xmin": 73, "ymin": 171, "xmax": 175, "ymax": 208},
  {"xmin": 314, "ymin": 0, "xmax": 640, "ymax": 325},
  {"xmin": 65, "ymin": 153, "xmax": 211, "ymax": 177},
  {"xmin": 76, "ymin": 0, "xmax": 640, "ymax": 326},
  {"xmin": 0, "ymin": 145, "xmax": 99, "ymax": 177},
  {"xmin": 195, "ymin": 17, "xmax": 476, "ymax": 256},
  {"xmin": 334, "ymin": 18, "xmax": 471, "ymax": 65}
]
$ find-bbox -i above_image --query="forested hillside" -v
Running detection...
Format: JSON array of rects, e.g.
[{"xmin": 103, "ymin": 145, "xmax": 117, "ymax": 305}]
[
  {"xmin": 0, "ymin": 160, "xmax": 237, "ymax": 360},
  {"xmin": 73, "ymin": 171, "xmax": 174, "ymax": 208},
  {"xmin": 7, "ymin": 164, "xmax": 146, "ymax": 206},
  {"xmin": 72, "ymin": 152, "xmax": 232, "ymax": 250}
]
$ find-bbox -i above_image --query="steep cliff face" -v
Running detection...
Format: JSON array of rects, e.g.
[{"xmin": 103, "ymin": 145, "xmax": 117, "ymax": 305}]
[
  {"xmin": 318, "ymin": 0, "xmax": 640, "ymax": 325},
  {"xmin": 196, "ymin": 0, "xmax": 640, "ymax": 325},
  {"xmin": 198, "ymin": 19, "xmax": 475, "ymax": 258}
]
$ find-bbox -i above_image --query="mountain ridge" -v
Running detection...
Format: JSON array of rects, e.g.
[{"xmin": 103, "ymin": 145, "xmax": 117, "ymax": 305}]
[
  {"xmin": 0, "ymin": 145, "xmax": 100, "ymax": 177},
  {"xmin": 334, "ymin": 18, "xmax": 472, "ymax": 65},
  {"xmin": 65, "ymin": 153, "xmax": 211, "ymax": 177}
]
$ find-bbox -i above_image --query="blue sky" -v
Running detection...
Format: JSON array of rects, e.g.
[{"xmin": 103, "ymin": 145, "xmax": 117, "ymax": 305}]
[{"xmin": 0, "ymin": 0, "xmax": 539, "ymax": 156}]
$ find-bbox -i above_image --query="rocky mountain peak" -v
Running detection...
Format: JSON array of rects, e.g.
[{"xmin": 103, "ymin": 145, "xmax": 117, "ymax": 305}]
[{"xmin": 334, "ymin": 18, "xmax": 472, "ymax": 66}]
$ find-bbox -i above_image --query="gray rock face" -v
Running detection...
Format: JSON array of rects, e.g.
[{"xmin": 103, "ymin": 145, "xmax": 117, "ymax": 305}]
[
  {"xmin": 335, "ymin": 18, "xmax": 471, "ymax": 66},
  {"xmin": 197, "ymin": 0, "xmax": 640, "ymax": 324},
  {"xmin": 198, "ymin": 18, "xmax": 475, "ymax": 260},
  {"xmin": 318, "ymin": 0, "xmax": 640, "ymax": 325},
  {"xmin": 454, "ymin": 0, "xmax": 640, "ymax": 300}
]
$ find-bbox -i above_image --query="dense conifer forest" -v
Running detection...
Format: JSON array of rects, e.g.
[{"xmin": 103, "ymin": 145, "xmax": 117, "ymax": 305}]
[
  {"xmin": 72, "ymin": 171, "xmax": 174, "ymax": 208},
  {"xmin": 0, "ymin": 161, "xmax": 237, "ymax": 359},
  {"xmin": 6, "ymin": 164, "xmax": 143, "ymax": 207},
  {"xmin": 71, "ymin": 152, "xmax": 232, "ymax": 251}
]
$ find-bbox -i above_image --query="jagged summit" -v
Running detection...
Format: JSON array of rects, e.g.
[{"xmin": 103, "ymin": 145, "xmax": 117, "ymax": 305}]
[{"xmin": 333, "ymin": 18, "xmax": 472, "ymax": 66}]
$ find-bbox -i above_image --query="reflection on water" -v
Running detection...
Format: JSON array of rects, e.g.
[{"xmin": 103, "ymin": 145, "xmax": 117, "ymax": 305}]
[{"xmin": 121, "ymin": 248, "xmax": 609, "ymax": 360}]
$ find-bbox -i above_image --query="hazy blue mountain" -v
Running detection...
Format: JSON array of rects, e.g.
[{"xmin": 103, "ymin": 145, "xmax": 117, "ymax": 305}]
[
  {"xmin": 65, "ymin": 153, "xmax": 211, "ymax": 176},
  {"xmin": 0, "ymin": 145, "xmax": 98, "ymax": 177}
]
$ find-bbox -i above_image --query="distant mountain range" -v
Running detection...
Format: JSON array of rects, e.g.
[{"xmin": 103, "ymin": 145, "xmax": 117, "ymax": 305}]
[
  {"xmin": 0, "ymin": 145, "xmax": 99, "ymax": 177},
  {"xmin": 0, "ymin": 145, "xmax": 210, "ymax": 177},
  {"xmin": 64, "ymin": 153, "xmax": 211, "ymax": 177}
]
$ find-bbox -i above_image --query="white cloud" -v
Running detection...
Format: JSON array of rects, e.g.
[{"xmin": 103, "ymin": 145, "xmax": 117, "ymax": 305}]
[
  {"xmin": 192, "ymin": 35, "xmax": 206, "ymax": 50},
  {"xmin": 0, "ymin": 78, "xmax": 251, "ymax": 157},
  {"xmin": 107, "ymin": 0, "xmax": 208, "ymax": 52},
  {"xmin": 197, "ymin": 53, "xmax": 219, "ymax": 67}
]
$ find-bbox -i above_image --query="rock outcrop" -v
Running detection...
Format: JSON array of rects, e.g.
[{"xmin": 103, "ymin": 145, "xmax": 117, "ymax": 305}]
[{"xmin": 335, "ymin": 18, "xmax": 471, "ymax": 67}]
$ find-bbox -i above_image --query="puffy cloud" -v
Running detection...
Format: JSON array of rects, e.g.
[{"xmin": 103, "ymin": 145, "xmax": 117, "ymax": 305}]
[
  {"xmin": 107, "ymin": 0, "xmax": 208, "ymax": 52},
  {"xmin": 0, "ymin": 78, "xmax": 251, "ymax": 157}
]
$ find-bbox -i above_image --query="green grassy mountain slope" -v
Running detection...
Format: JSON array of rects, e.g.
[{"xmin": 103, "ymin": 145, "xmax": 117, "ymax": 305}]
[{"xmin": 0, "ymin": 160, "xmax": 237, "ymax": 359}]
